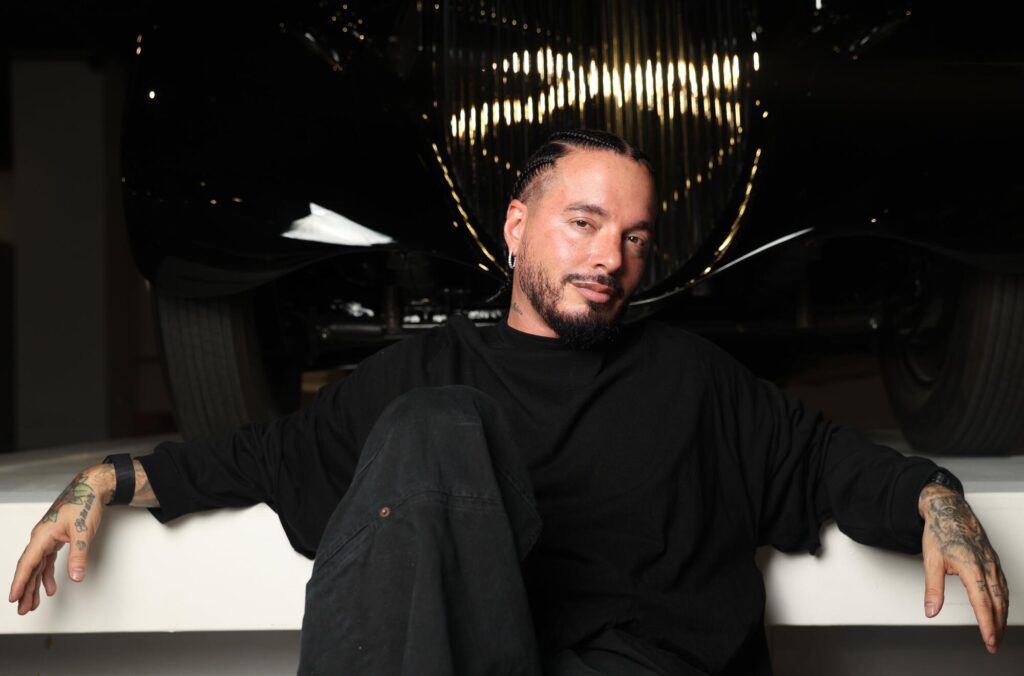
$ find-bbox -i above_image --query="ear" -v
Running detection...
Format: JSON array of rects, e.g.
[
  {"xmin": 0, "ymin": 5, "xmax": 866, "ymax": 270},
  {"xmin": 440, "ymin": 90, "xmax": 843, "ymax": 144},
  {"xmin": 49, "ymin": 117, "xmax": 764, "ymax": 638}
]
[{"xmin": 503, "ymin": 199, "xmax": 528, "ymax": 255}]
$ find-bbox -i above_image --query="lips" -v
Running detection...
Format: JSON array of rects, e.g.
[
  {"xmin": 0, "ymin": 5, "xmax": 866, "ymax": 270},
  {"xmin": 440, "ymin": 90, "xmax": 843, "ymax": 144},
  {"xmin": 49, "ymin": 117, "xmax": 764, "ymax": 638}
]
[{"xmin": 571, "ymin": 281, "xmax": 618, "ymax": 303}]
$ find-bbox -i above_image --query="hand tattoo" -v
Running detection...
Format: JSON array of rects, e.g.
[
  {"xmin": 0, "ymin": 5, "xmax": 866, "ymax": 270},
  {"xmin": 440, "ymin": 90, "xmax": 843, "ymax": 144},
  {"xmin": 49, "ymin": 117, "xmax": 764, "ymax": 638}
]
[
  {"xmin": 922, "ymin": 489, "xmax": 998, "ymax": 568},
  {"xmin": 74, "ymin": 493, "xmax": 96, "ymax": 532},
  {"xmin": 41, "ymin": 472, "xmax": 95, "ymax": 524},
  {"xmin": 75, "ymin": 540, "xmax": 87, "ymax": 552}
]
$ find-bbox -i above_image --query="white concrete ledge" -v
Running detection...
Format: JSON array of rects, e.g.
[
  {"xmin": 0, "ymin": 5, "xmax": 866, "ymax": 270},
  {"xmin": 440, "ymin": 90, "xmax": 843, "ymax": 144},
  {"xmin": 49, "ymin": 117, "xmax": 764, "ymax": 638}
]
[
  {"xmin": 762, "ymin": 449, "xmax": 1024, "ymax": 627},
  {"xmin": 1, "ymin": 439, "xmax": 1022, "ymax": 634}
]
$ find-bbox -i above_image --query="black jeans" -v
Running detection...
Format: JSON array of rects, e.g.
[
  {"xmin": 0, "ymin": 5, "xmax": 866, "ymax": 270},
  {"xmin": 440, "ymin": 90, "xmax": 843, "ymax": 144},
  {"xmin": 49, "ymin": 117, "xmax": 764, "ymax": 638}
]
[{"xmin": 299, "ymin": 386, "xmax": 674, "ymax": 675}]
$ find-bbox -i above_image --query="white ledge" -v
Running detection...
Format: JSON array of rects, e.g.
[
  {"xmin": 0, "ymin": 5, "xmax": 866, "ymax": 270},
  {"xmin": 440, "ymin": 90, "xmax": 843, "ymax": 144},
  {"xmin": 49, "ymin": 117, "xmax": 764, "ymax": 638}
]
[{"xmin": 1, "ymin": 439, "xmax": 1022, "ymax": 634}]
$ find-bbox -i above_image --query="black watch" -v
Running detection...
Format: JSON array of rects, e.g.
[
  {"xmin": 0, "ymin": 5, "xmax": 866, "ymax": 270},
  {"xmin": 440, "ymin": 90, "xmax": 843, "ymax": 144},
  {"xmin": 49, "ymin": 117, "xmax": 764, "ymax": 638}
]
[
  {"xmin": 925, "ymin": 468, "xmax": 964, "ymax": 496},
  {"xmin": 102, "ymin": 453, "xmax": 136, "ymax": 506}
]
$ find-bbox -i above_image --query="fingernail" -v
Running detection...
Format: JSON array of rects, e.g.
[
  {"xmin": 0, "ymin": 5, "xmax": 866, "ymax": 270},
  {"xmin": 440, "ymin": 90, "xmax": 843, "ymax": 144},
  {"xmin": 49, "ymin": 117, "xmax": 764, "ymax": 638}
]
[
  {"xmin": 925, "ymin": 602, "xmax": 936, "ymax": 617},
  {"xmin": 70, "ymin": 568, "xmax": 83, "ymax": 581}
]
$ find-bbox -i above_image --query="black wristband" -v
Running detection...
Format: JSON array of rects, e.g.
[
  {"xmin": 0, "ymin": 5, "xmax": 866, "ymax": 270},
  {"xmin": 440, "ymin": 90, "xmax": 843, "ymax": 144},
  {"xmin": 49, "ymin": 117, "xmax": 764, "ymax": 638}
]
[
  {"xmin": 926, "ymin": 467, "xmax": 964, "ymax": 496},
  {"xmin": 103, "ymin": 453, "xmax": 136, "ymax": 506}
]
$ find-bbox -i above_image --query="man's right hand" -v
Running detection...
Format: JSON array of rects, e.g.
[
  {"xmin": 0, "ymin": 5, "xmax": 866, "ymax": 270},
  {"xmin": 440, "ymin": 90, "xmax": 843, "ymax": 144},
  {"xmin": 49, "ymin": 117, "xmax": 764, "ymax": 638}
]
[{"xmin": 8, "ymin": 464, "xmax": 115, "ymax": 615}]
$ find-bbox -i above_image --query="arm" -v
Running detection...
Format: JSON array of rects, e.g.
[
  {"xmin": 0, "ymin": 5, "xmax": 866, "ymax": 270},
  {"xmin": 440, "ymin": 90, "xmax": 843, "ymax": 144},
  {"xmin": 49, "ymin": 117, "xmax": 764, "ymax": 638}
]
[
  {"xmin": 703, "ymin": 339, "xmax": 1009, "ymax": 652},
  {"xmin": 918, "ymin": 483, "xmax": 1009, "ymax": 654},
  {"xmin": 8, "ymin": 458, "xmax": 157, "ymax": 615}
]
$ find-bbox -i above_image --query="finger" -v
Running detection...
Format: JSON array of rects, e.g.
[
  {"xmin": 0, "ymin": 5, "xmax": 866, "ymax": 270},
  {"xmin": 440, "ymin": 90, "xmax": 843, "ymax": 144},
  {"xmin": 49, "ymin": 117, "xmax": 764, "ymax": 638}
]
[
  {"xmin": 9, "ymin": 547, "xmax": 29, "ymax": 603},
  {"xmin": 67, "ymin": 535, "xmax": 90, "ymax": 582},
  {"xmin": 30, "ymin": 566, "xmax": 42, "ymax": 611},
  {"xmin": 962, "ymin": 567, "xmax": 999, "ymax": 653},
  {"xmin": 42, "ymin": 552, "xmax": 58, "ymax": 596},
  {"xmin": 10, "ymin": 542, "xmax": 45, "ymax": 606},
  {"xmin": 922, "ymin": 543, "xmax": 946, "ymax": 618},
  {"xmin": 18, "ymin": 567, "xmax": 35, "ymax": 614},
  {"xmin": 19, "ymin": 564, "xmax": 41, "ymax": 615},
  {"xmin": 987, "ymin": 564, "xmax": 1009, "ymax": 648},
  {"xmin": 9, "ymin": 546, "xmax": 34, "ymax": 603}
]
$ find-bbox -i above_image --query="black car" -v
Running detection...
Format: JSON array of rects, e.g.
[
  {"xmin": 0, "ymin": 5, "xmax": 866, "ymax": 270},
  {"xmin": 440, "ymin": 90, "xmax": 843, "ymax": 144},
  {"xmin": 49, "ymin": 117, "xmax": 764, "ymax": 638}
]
[{"xmin": 121, "ymin": 0, "xmax": 1024, "ymax": 454}]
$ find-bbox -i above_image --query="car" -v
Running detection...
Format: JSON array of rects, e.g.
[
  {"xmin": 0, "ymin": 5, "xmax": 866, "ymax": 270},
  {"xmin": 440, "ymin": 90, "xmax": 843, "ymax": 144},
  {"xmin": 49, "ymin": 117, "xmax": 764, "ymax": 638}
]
[{"xmin": 122, "ymin": 0, "xmax": 1024, "ymax": 454}]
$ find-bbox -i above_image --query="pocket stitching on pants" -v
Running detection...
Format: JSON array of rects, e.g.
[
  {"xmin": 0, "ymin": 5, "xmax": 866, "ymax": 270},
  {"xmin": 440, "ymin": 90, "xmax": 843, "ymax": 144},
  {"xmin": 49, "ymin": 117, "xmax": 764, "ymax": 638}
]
[{"xmin": 313, "ymin": 520, "xmax": 376, "ymax": 572}]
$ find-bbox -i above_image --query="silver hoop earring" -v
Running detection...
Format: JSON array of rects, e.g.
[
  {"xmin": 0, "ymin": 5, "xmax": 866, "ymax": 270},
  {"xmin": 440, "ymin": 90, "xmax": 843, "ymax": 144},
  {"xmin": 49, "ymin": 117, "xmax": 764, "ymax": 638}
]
[{"xmin": 507, "ymin": 251, "xmax": 516, "ymax": 269}]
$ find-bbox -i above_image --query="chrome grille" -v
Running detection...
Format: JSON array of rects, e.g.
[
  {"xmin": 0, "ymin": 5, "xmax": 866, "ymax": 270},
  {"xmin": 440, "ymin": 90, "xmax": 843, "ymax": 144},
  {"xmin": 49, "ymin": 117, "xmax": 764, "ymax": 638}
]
[{"xmin": 435, "ymin": 0, "xmax": 757, "ymax": 287}]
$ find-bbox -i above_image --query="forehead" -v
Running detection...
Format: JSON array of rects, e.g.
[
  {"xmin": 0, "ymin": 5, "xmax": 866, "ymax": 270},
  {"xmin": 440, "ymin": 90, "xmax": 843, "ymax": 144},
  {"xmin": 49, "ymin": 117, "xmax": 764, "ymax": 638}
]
[{"xmin": 540, "ymin": 149, "xmax": 656, "ymax": 221}]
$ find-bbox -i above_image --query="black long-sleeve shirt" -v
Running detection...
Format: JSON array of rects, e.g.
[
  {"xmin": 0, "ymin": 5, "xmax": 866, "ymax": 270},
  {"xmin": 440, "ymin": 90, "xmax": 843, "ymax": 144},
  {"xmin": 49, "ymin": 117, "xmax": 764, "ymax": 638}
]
[{"xmin": 138, "ymin": 316, "xmax": 939, "ymax": 674}]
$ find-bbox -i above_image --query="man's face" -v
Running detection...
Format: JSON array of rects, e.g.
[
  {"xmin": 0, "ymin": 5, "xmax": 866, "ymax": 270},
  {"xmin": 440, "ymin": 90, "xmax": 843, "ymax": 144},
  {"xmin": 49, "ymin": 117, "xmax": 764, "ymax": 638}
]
[{"xmin": 503, "ymin": 148, "xmax": 656, "ymax": 346}]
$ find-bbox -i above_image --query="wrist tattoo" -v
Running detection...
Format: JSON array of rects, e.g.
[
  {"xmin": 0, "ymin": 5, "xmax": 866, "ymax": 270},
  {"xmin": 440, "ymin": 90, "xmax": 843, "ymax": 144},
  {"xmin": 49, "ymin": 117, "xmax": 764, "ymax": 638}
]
[{"xmin": 41, "ymin": 472, "xmax": 95, "ymax": 525}]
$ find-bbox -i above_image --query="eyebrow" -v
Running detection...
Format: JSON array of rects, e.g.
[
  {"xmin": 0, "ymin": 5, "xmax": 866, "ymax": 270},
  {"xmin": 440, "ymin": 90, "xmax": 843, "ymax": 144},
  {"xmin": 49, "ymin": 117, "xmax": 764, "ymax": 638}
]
[
  {"xmin": 564, "ymin": 202, "xmax": 608, "ymax": 217},
  {"xmin": 563, "ymin": 202, "xmax": 653, "ymax": 231}
]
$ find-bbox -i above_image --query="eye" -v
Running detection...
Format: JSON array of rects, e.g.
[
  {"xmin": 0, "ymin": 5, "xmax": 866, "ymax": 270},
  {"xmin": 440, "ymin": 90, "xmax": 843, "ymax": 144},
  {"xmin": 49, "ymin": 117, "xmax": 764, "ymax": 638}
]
[
  {"xmin": 573, "ymin": 219, "xmax": 591, "ymax": 229},
  {"xmin": 626, "ymin": 234, "xmax": 648, "ymax": 249}
]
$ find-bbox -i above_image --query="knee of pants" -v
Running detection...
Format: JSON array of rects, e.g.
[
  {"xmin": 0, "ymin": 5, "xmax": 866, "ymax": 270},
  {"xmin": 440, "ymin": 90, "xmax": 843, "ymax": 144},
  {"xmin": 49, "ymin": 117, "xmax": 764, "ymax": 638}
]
[
  {"xmin": 356, "ymin": 385, "xmax": 520, "ymax": 497},
  {"xmin": 383, "ymin": 385, "xmax": 503, "ymax": 427}
]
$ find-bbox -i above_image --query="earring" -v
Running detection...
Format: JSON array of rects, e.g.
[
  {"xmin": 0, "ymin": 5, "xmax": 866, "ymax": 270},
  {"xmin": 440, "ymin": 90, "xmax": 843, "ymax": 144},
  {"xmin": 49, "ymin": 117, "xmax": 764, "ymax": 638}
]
[{"xmin": 507, "ymin": 251, "xmax": 516, "ymax": 269}]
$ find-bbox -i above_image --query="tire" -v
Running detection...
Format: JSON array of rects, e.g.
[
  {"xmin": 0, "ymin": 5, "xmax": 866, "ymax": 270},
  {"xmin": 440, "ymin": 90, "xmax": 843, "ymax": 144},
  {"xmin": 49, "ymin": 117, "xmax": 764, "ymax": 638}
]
[
  {"xmin": 154, "ymin": 291, "xmax": 302, "ymax": 440},
  {"xmin": 882, "ymin": 267, "xmax": 1024, "ymax": 455}
]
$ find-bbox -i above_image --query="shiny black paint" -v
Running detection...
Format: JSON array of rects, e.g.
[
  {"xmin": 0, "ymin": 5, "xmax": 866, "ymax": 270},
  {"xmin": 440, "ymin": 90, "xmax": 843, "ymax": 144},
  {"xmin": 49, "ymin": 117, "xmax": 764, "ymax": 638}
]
[
  {"xmin": 122, "ymin": 2, "xmax": 1024, "ymax": 316},
  {"xmin": 639, "ymin": 1, "xmax": 1024, "ymax": 308},
  {"xmin": 123, "ymin": 5, "xmax": 501, "ymax": 298},
  {"xmin": 748, "ymin": 3, "xmax": 1024, "ymax": 261},
  {"xmin": 124, "ymin": 0, "xmax": 763, "ymax": 305}
]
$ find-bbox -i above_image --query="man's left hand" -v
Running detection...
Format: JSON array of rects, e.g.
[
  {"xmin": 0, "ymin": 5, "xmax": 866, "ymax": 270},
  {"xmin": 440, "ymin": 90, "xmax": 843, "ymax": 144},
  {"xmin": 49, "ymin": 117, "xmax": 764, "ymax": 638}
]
[{"xmin": 919, "ymin": 483, "xmax": 1009, "ymax": 654}]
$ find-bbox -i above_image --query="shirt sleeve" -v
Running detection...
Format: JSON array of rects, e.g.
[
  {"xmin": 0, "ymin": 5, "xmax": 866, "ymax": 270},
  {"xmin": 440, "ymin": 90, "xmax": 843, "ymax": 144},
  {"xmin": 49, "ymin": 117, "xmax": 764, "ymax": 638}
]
[
  {"xmin": 136, "ymin": 378, "xmax": 363, "ymax": 558},
  {"xmin": 134, "ymin": 329, "xmax": 445, "ymax": 558},
  {"xmin": 707, "ymin": 344, "xmax": 939, "ymax": 555}
]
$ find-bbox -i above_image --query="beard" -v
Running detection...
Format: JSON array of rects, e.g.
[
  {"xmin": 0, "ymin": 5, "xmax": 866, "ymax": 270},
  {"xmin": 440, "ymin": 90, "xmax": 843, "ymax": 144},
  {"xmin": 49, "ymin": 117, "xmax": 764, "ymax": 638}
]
[{"xmin": 516, "ymin": 256, "xmax": 626, "ymax": 350}]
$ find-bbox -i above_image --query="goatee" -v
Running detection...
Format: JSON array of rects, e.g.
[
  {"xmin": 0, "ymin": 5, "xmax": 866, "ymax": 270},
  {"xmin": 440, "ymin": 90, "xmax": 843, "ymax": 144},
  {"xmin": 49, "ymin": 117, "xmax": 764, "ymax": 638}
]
[{"xmin": 517, "ymin": 259, "xmax": 624, "ymax": 350}]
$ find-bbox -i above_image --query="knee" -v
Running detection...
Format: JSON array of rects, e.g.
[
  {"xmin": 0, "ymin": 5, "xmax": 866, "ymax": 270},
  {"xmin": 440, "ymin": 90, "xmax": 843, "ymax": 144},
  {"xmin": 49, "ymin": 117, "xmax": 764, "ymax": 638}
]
[
  {"xmin": 356, "ymin": 386, "xmax": 506, "ymax": 495},
  {"xmin": 384, "ymin": 385, "xmax": 499, "ymax": 429}
]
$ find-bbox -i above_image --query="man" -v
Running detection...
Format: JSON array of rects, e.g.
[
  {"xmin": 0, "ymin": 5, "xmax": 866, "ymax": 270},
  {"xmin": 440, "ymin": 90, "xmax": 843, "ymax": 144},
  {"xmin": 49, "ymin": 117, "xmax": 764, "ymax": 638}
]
[{"xmin": 10, "ymin": 130, "xmax": 1009, "ymax": 674}]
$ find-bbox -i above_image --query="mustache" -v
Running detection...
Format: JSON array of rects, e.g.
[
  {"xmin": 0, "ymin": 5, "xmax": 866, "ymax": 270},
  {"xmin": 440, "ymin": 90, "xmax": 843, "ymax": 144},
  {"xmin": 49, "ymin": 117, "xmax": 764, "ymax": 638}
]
[{"xmin": 563, "ymin": 273, "xmax": 624, "ymax": 298}]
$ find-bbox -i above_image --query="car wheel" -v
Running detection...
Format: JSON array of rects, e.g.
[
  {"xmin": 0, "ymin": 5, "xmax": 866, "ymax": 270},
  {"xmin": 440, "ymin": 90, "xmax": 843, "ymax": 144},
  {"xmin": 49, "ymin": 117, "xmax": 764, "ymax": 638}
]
[
  {"xmin": 881, "ymin": 266, "xmax": 1024, "ymax": 455},
  {"xmin": 154, "ymin": 290, "xmax": 302, "ymax": 440}
]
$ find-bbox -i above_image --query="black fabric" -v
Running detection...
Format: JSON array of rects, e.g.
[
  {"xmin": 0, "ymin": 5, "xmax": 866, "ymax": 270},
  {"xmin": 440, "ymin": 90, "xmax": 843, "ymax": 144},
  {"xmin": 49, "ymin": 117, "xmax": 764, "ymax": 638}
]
[
  {"xmin": 299, "ymin": 386, "xmax": 543, "ymax": 675},
  {"xmin": 138, "ymin": 316, "xmax": 940, "ymax": 674}
]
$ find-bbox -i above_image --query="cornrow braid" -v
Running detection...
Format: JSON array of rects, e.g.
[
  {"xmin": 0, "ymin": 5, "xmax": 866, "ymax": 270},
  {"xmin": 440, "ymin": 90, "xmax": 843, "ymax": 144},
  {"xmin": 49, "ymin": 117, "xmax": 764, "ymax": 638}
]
[{"xmin": 510, "ymin": 129, "xmax": 654, "ymax": 203}]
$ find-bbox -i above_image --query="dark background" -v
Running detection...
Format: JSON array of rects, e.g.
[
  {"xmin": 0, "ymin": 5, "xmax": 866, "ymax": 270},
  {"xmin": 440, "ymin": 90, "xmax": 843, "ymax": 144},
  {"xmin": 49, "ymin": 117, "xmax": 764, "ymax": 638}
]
[
  {"xmin": 0, "ymin": 3, "xmax": 176, "ymax": 452},
  {"xmin": 0, "ymin": 2, "xmax": 902, "ymax": 453}
]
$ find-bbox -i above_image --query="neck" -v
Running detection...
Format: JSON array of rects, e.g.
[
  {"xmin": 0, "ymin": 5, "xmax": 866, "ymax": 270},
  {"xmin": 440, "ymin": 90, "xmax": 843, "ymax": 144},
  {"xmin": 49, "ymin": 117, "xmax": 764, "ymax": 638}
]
[{"xmin": 506, "ymin": 292, "xmax": 557, "ymax": 338}]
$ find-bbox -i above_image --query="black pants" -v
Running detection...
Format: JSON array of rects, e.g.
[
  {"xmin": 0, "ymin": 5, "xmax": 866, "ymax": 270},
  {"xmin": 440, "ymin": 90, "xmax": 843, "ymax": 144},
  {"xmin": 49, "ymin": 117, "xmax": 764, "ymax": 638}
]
[{"xmin": 299, "ymin": 386, "xmax": 676, "ymax": 675}]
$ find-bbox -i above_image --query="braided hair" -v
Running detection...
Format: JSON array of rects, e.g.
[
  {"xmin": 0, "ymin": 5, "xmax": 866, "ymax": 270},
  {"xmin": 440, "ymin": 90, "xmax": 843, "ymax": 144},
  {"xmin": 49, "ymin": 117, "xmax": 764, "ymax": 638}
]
[{"xmin": 510, "ymin": 129, "xmax": 655, "ymax": 204}]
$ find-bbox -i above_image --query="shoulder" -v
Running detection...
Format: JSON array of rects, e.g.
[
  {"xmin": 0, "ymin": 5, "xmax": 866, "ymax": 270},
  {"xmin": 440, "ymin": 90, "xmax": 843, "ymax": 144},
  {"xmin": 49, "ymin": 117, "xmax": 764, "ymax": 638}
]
[
  {"xmin": 633, "ymin": 319, "xmax": 733, "ymax": 364},
  {"xmin": 632, "ymin": 319, "xmax": 758, "ymax": 389},
  {"xmin": 355, "ymin": 321, "xmax": 455, "ymax": 375},
  {"xmin": 352, "ymin": 313, "xmax": 487, "ymax": 376}
]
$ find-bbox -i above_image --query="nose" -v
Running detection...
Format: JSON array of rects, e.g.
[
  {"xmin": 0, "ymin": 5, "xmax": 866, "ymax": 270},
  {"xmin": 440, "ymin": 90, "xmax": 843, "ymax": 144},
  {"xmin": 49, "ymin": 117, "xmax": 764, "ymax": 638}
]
[{"xmin": 591, "ymin": 229, "xmax": 622, "ymax": 273}]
